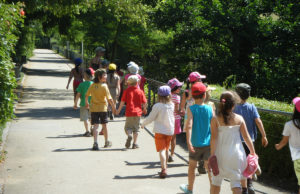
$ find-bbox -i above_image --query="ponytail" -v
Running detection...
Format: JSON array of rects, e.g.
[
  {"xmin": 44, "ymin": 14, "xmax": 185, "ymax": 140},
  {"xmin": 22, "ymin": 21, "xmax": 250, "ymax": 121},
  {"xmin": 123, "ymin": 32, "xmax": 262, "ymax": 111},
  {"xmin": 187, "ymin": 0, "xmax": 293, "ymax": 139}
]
[{"xmin": 217, "ymin": 91, "xmax": 240, "ymax": 124}]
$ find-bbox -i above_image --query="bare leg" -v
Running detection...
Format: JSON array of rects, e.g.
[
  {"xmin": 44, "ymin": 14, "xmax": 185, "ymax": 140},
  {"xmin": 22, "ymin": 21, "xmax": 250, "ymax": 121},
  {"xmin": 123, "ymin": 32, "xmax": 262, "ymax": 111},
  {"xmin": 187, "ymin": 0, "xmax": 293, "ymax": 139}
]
[
  {"xmin": 83, "ymin": 120, "xmax": 89, "ymax": 132},
  {"xmin": 187, "ymin": 159, "xmax": 197, "ymax": 191},
  {"xmin": 232, "ymin": 187, "xmax": 242, "ymax": 194},
  {"xmin": 211, "ymin": 185, "xmax": 221, "ymax": 194},
  {"xmin": 204, "ymin": 160, "xmax": 212, "ymax": 184},
  {"xmin": 133, "ymin": 132, "xmax": 138, "ymax": 144},
  {"xmin": 159, "ymin": 149, "xmax": 167, "ymax": 170},
  {"xmin": 241, "ymin": 179, "xmax": 247, "ymax": 189},
  {"xmin": 102, "ymin": 124, "xmax": 108, "ymax": 142},
  {"xmin": 170, "ymin": 134, "xmax": 176, "ymax": 156},
  {"xmin": 93, "ymin": 124, "xmax": 99, "ymax": 142}
]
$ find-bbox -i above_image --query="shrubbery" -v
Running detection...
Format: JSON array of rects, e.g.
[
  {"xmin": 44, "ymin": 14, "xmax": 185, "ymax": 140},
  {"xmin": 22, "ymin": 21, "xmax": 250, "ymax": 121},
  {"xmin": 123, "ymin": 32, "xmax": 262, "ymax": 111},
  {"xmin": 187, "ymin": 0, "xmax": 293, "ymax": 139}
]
[{"xmin": 0, "ymin": 2, "xmax": 24, "ymax": 139}]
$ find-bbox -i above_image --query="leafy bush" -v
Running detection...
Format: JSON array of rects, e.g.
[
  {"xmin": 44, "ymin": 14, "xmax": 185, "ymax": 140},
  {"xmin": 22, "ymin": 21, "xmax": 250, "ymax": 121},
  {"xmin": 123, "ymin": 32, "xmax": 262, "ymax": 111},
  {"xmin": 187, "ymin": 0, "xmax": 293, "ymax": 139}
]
[{"xmin": 0, "ymin": 2, "xmax": 24, "ymax": 141}]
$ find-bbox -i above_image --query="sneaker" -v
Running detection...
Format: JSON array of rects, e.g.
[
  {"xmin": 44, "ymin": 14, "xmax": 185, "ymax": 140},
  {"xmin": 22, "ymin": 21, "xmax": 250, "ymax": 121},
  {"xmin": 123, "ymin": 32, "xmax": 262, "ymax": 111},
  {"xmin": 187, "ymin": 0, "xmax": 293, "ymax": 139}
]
[
  {"xmin": 179, "ymin": 184, "xmax": 193, "ymax": 194},
  {"xmin": 247, "ymin": 179, "xmax": 255, "ymax": 194},
  {"xmin": 132, "ymin": 144, "xmax": 139, "ymax": 149},
  {"xmin": 159, "ymin": 169, "xmax": 167, "ymax": 178},
  {"xmin": 242, "ymin": 188, "xmax": 248, "ymax": 194},
  {"xmin": 125, "ymin": 135, "xmax": 132, "ymax": 149},
  {"xmin": 197, "ymin": 160, "xmax": 206, "ymax": 174},
  {"xmin": 168, "ymin": 156, "xmax": 174, "ymax": 163},
  {"xmin": 92, "ymin": 142, "xmax": 99, "ymax": 150},
  {"xmin": 104, "ymin": 141, "xmax": 112, "ymax": 148}
]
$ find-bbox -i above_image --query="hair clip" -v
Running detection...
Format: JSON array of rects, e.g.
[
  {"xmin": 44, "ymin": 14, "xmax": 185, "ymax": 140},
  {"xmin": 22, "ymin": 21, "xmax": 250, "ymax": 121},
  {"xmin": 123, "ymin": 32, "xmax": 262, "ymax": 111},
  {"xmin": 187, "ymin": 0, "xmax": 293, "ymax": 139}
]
[{"xmin": 221, "ymin": 99, "xmax": 226, "ymax": 103}]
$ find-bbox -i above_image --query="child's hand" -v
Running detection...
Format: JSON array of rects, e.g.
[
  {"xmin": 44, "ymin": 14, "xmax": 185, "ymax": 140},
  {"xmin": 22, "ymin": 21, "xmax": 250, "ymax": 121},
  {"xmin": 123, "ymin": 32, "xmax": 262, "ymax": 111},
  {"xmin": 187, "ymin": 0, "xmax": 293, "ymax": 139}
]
[
  {"xmin": 140, "ymin": 124, "xmax": 144, "ymax": 129},
  {"xmin": 275, "ymin": 144, "xmax": 281, "ymax": 150},
  {"xmin": 85, "ymin": 104, "xmax": 89, "ymax": 109},
  {"xmin": 180, "ymin": 109, "xmax": 185, "ymax": 116},
  {"xmin": 73, "ymin": 105, "xmax": 78, "ymax": 109},
  {"xmin": 188, "ymin": 143, "xmax": 195, "ymax": 153},
  {"xmin": 115, "ymin": 109, "xmax": 120, "ymax": 115},
  {"xmin": 262, "ymin": 137, "xmax": 268, "ymax": 147},
  {"xmin": 142, "ymin": 109, "xmax": 147, "ymax": 115},
  {"xmin": 66, "ymin": 85, "xmax": 69, "ymax": 90}
]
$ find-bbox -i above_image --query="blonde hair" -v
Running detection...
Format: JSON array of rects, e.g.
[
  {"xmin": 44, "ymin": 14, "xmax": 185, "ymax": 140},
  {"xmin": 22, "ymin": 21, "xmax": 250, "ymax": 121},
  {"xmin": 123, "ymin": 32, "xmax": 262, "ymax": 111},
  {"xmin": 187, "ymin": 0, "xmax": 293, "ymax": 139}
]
[{"xmin": 158, "ymin": 94, "xmax": 172, "ymax": 104}]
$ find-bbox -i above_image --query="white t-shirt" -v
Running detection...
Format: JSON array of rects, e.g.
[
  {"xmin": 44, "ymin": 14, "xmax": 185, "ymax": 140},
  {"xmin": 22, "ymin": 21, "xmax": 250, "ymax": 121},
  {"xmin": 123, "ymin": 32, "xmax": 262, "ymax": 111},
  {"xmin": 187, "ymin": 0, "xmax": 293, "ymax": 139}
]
[
  {"xmin": 142, "ymin": 102, "xmax": 175, "ymax": 136},
  {"xmin": 282, "ymin": 120, "xmax": 300, "ymax": 161}
]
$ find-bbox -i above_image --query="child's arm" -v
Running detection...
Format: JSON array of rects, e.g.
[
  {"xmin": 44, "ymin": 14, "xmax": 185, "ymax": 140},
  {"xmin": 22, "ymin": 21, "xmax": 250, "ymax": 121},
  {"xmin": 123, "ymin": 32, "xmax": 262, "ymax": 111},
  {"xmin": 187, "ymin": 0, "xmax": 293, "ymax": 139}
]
[
  {"xmin": 85, "ymin": 95, "xmax": 89, "ymax": 109},
  {"xmin": 116, "ymin": 78, "xmax": 121, "ymax": 100},
  {"xmin": 240, "ymin": 119, "xmax": 256, "ymax": 155},
  {"xmin": 141, "ymin": 104, "xmax": 158, "ymax": 128},
  {"xmin": 210, "ymin": 117, "xmax": 218, "ymax": 156},
  {"xmin": 108, "ymin": 99, "xmax": 116, "ymax": 114},
  {"xmin": 142, "ymin": 103, "xmax": 147, "ymax": 115},
  {"xmin": 185, "ymin": 107, "xmax": 194, "ymax": 153},
  {"xmin": 275, "ymin": 136, "xmax": 289, "ymax": 150},
  {"xmin": 255, "ymin": 118, "xmax": 268, "ymax": 147},
  {"xmin": 74, "ymin": 93, "xmax": 81, "ymax": 109},
  {"xmin": 66, "ymin": 69, "xmax": 74, "ymax": 89},
  {"xmin": 180, "ymin": 92, "xmax": 186, "ymax": 115},
  {"xmin": 116, "ymin": 101, "xmax": 125, "ymax": 115}
]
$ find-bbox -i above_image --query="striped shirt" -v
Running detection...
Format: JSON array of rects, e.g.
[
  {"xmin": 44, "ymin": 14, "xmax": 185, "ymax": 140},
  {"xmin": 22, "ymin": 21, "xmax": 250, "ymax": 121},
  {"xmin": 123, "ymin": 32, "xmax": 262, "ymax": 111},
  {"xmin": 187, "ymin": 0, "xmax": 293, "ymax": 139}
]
[{"xmin": 171, "ymin": 94, "xmax": 181, "ymax": 119}]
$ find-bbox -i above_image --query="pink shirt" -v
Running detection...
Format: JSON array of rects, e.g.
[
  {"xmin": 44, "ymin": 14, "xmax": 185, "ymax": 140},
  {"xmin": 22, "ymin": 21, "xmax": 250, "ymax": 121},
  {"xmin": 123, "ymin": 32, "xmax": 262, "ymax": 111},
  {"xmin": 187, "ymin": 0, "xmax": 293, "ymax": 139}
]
[{"xmin": 171, "ymin": 94, "xmax": 181, "ymax": 119}]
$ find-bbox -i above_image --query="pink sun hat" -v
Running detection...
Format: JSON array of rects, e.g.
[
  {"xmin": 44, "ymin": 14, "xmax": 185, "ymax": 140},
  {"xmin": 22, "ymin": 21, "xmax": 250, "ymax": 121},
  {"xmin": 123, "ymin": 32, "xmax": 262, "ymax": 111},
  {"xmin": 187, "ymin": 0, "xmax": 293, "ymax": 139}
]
[
  {"xmin": 167, "ymin": 78, "xmax": 183, "ymax": 90},
  {"xmin": 293, "ymin": 97, "xmax": 300, "ymax": 112},
  {"xmin": 188, "ymin": 72, "xmax": 206, "ymax": 82}
]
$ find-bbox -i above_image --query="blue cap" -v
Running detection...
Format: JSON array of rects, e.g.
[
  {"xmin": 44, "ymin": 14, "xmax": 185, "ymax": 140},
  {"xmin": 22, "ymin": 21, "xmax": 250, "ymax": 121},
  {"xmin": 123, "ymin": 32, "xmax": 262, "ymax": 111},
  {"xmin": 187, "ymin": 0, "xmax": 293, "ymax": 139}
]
[
  {"xmin": 74, "ymin": 58, "xmax": 82, "ymax": 65},
  {"xmin": 158, "ymin": 85, "xmax": 171, "ymax": 96}
]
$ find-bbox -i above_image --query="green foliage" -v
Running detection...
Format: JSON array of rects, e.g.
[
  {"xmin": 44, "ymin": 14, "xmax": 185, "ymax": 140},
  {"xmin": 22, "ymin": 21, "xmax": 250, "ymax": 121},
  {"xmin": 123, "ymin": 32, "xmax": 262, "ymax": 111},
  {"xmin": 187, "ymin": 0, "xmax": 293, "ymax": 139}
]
[{"xmin": 0, "ymin": 2, "xmax": 24, "ymax": 130}]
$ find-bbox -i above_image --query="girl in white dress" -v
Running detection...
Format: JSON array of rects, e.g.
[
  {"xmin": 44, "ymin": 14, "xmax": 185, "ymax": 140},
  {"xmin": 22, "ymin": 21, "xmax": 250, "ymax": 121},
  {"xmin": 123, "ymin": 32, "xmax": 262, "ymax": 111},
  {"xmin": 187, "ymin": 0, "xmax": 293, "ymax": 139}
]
[{"xmin": 210, "ymin": 91, "xmax": 256, "ymax": 194}]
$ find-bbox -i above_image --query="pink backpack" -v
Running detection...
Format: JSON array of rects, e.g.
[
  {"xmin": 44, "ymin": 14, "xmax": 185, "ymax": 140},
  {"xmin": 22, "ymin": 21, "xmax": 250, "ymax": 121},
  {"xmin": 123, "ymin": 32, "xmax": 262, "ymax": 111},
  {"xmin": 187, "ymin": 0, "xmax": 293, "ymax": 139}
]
[{"xmin": 243, "ymin": 154, "xmax": 258, "ymax": 178}]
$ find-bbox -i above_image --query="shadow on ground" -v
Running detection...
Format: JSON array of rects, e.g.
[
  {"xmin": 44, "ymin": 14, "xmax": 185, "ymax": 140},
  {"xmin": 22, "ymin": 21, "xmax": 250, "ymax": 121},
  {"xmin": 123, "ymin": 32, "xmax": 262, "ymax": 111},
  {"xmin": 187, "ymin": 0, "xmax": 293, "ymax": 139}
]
[
  {"xmin": 124, "ymin": 161, "xmax": 187, "ymax": 169},
  {"xmin": 15, "ymin": 107, "xmax": 78, "ymax": 120},
  {"xmin": 20, "ymin": 87, "xmax": 73, "ymax": 101},
  {"xmin": 113, "ymin": 173, "xmax": 188, "ymax": 180},
  {"xmin": 23, "ymin": 67, "xmax": 69, "ymax": 78},
  {"xmin": 29, "ymin": 59, "xmax": 70, "ymax": 64}
]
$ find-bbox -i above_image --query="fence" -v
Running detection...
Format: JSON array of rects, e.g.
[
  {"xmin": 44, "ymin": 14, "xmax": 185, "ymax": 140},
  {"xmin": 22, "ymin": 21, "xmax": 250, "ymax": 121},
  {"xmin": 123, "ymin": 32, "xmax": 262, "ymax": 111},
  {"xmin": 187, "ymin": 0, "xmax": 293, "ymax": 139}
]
[{"xmin": 51, "ymin": 44, "xmax": 297, "ymax": 191}]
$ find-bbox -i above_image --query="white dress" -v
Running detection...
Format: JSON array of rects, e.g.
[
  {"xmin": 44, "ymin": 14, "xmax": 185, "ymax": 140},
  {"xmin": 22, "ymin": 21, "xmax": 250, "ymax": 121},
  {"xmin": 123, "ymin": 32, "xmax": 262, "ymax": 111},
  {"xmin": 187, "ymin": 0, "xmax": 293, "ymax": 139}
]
[{"xmin": 212, "ymin": 122, "xmax": 247, "ymax": 187}]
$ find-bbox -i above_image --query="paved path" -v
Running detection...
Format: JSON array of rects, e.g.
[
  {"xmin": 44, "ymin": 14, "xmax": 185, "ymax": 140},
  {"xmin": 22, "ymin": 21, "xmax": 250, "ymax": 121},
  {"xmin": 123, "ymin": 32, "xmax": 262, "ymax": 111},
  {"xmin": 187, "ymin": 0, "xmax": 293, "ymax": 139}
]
[{"xmin": 0, "ymin": 49, "xmax": 287, "ymax": 194}]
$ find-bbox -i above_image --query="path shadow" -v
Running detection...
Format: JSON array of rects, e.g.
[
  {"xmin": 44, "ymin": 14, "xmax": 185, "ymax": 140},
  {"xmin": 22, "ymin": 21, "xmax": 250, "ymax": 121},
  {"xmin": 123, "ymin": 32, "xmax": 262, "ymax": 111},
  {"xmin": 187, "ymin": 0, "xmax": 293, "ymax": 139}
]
[
  {"xmin": 124, "ymin": 161, "xmax": 187, "ymax": 169},
  {"xmin": 53, "ymin": 148, "xmax": 92, "ymax": 152},
  {"xmin": 23, "ymin": 67, "xmax": 69, "ymax": 78},
  {"xmin": 46, "ymin": 134, "xmax": 84, "ymax": 138},
  {"xmin": 33, "ymin": 52, "xmax": 57, "ymax": 55},
  {"xmin": 15, "ymin": 107, "xmax": 78, "ymax": 120},
  {"xmin": 29, "ymin": 59, "xmax": 70, "ymax": 64},
  {"xmin": 20, "ymin": 87, "xmax": 73, "ymax": 101},
  {"xmin": 113, "ymin": 173, "xmax": 188, "ymax": 180},
  {"xmin": 53, "ymin": 148, "xmax": 126, "ymax": 152}
]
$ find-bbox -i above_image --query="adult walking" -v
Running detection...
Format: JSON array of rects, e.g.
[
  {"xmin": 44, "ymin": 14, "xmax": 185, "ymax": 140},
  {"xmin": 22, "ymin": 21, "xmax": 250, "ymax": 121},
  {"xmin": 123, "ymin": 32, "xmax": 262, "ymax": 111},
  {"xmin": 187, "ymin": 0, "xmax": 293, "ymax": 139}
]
[
  {"xmin": 89, "ymin": 47, "xmax": 105, "ymax": 71},
  {"xmin": 107, "ymin": 63, "xmax": 120, "ymax": 120}
]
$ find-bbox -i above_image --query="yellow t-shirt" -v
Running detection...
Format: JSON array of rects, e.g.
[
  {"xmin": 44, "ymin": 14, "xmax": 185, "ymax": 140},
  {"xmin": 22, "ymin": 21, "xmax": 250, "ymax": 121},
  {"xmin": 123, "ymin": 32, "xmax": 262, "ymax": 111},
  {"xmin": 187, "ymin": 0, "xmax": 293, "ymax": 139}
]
[{"xmin": 86, "ymin": 82, "xmax": 112, "ymax": 112}]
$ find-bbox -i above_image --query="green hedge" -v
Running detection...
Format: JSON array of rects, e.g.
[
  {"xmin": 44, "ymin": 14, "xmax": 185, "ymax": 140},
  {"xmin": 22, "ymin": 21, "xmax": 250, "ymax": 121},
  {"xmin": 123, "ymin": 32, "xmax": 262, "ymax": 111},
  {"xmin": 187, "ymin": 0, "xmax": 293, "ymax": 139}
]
[
  {"xmin": 210, "ymin": 84, "xmax": 296, "ymax": 191},
  {"xmin": 0, "ymin": 2, "xmax": 24, "ymax": 142}
]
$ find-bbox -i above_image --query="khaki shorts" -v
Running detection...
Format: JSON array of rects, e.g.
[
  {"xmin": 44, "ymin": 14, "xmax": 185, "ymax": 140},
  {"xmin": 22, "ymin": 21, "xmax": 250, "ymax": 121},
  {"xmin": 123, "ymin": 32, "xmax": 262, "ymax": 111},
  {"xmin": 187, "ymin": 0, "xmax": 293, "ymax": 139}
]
[
  {"xmin": 294, "ymin": 159, "xmax": 300, "ymax": 186},
  {"xmin": 189, "ymin": 146, "xmax": 210, "ymax": 161},
  {"xmin": 124, "ymin": 116, "xmax": 140, "ymax": 134},
  {"xmin": 80, "ymin": 107, "xmax": 90, "ymax": 121}
]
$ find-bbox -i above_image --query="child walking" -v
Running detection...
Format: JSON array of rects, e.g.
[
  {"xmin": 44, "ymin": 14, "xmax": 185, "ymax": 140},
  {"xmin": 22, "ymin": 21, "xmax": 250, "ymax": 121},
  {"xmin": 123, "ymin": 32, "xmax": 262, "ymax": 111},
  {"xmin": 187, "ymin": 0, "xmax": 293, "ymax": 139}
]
[
  {"xmin": 141, "ymin": 85, "xmax": 174, "ymax": 178},
  {"xmin": 85, "ymin": 69, "xmax": 116, "ymax": 150},
  {"xmin": 116, "ymin": 75, "xmax": 147, "ymax": 149},
  {"xmin": 275, "ymin": 97, "xmax": 300, "ymax": 194},
  {"xmin": 210, "ymin": 91, "xmax": 256, "ymax": 194},
  {"xmin": 74, "ymin": 68, "xmax": 94, "ymax": 136},
  {"xmin": 167, "ymin": 78, "xmax": 183, "ymax": 162},
  {"xmin": 234, "ymin": 83, "xmax": 268, "ymax": 194},
  {"xmin": 66, "ymin": 58, "xmax": 84, "ymax": 101},
  {"xmin": 179, "ymin": 82, "xmax": 213, "ymax": 194}
]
